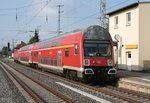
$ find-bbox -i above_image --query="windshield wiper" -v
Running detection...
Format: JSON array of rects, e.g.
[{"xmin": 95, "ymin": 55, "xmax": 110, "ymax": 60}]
[
  {"xmin": 89, "ymin": 53, "xmax": 95, "ymax": 57},
  {"xmin": 96, "ymin": 52, "xmax": 102, "ymax": 56}
]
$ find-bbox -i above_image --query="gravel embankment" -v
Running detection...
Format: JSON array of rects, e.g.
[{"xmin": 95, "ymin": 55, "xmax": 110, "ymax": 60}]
[
  {"xmin": 8, "ymin": 62, "xmax": 123, "ymax": 103},
  {"xmin": 0, "ymin": 66, "xmax": 27, "ymax": 103}
]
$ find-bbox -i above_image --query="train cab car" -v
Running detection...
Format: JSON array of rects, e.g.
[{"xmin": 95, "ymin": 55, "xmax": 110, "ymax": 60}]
[
  {"xmin": 15, "ymin": 25, "xmax": 116, "ymax": 82},
  {"xmin": 81, "ymin": 26, "xmax": 116, "ymax": 82}
]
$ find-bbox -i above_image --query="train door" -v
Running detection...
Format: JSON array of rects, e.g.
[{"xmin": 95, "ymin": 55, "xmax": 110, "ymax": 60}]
[
  {"xmin": 34, "ymin": 51, "xmax": 38, "ymax": 63},
  {"xmin": 126, "ymin": 52, "xmax": 131, "ymax": 71},
  {"xmin": 58, "ymin": 50, "xmax": 62, "ymax": 66},
  {"xmin": 38, "ymin": 52, "xmax": 41, "ymax": 63},
  {"xmin": 29, "ymin": 51, "xmax": 32, "ymax": 63}
]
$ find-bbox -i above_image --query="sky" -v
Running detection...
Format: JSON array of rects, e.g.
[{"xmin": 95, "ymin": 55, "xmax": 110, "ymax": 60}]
[{"xmin": 0, "ymin": 0, "xmax": 141, "ymax": 50}]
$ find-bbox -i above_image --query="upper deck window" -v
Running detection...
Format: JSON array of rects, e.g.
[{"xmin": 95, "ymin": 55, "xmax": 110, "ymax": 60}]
[{"xmin": 74, "ymin": 44, "xmax": 78, "ymax": 55}]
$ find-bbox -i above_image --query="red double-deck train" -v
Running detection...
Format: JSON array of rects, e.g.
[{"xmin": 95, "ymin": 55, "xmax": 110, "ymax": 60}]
[{"xmin": 14, "ymin": 25, "xmax": 116, "ymax": 82}]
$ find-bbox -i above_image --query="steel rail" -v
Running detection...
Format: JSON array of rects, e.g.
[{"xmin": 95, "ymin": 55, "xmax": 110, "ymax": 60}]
[
  {"xmin": 6, "ymin": 61, "xmax": 146, "ymax": 103},
  {"xmin": 0, "ymin": 63, "xmax": 44, "ymax": 103},
  {"xmin": 106, "ymin": 85, "xmax": 150, "ymax": 100},
  {"xmin": 43, "ymin": 70, "xmax": 143, "ymax": 103},
  {"xmin": 2, "ymin": 62, "xmax": 75, "ymax": 103},
  {"xmin": 39, "ymin": 69, "xmax": 143, "ymax": 103}
]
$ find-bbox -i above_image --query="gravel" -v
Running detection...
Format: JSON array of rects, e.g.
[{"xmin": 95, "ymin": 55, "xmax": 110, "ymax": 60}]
[
  {"xmin": 8, "ymin": 62, "xmax": 122, "ymax": 103},
  {"xmin": 0, "ymin": 66, "xmax": 27, "ymax": 103}
]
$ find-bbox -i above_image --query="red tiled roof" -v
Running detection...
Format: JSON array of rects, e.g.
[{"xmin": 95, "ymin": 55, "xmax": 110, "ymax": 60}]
[{"xmin": 15, "ymin": 41, "xmax": 27, "ymax": 49}]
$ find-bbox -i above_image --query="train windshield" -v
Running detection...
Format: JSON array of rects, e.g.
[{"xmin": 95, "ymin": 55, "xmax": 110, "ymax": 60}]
[{"xmin": 84, "ymin": 43, "xmax": 111, "ymax": 57}]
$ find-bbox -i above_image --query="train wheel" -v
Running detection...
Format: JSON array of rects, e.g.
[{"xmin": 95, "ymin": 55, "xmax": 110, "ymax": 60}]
[
  {"xmin": 35, "ymin": 64, "xmax": 39, "ymax": 69},
  {"xmin": 65, "ymin": 70, "xmax": 79, "ymax": 81},
  {"xmin": 65, "ymin": 70, "xmax": 70, "ymax": 79},
  {"xmin": 80, "ymin": 78, "xmax": 88, "ymax": 83},
  {"xmin": 80, "ymin": 75, "xmax": 89, "ymax": 83},
  {"xmin": 72, "ymin": 71, "xmax": 78, "ymax": 81}
]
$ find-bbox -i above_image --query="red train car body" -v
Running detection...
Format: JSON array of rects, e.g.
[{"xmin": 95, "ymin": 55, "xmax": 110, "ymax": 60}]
[{"xmin": 14, "ymin": 25, "xmax": 116, "ymax": 82}]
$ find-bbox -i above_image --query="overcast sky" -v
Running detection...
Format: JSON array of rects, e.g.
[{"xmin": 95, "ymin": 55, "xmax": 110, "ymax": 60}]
[{"xmin": 0, "ymin": 0, "xmax": 140, "ymax": 49}]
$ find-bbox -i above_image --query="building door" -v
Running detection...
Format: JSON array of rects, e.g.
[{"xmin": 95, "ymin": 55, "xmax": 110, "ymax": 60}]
[
  {"xmin": 126, "ymin": 52, "xmax": 131, "ymax": 71},
  {"xmin": 58, "ymin": 50, "xmax": 62, "ymax": 66}
]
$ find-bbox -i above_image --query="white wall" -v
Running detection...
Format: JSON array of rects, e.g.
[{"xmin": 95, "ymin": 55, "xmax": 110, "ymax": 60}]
[
  {"xmin": 109, "ymin": 6, "xmax": 140, "ymax": 70},
  {"xmin": 139, "ymin": 3, "xmax": 150, "ymax": 70}
]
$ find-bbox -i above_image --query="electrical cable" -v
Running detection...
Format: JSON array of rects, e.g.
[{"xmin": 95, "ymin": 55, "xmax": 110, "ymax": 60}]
[
  {"xmin": 61, "ymin": 0, "xmax": 132, "ymax": 30},
  {"xmin": 22, "ymin": 0, "xmax": 51, "ymax": 29},
  {"xmin": 0, "ymin": 0, "xmax": 49, "ymax": 11}
]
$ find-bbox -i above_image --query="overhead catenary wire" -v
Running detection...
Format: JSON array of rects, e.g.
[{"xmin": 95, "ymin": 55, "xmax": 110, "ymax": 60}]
[
  {"xmin": 22, "ymin": 0, "xmax": 130, "ymax": 33},
  {"xmin": 61, "ymin": 12, "xmax": 99, "ymax": 30},
  {"xmin": 18, "ymin": 0, "xmax": 132, "ymax": 35},
  {"xmin": 61, "ymin": 0, "xmax": 132, "ymax": 31},
  {"xmin": 106, "ymin": 0, "xmax": 132, "ymax": 10},
  {"xmin": 0, "ymin": 0, "xmax": 49, "ymax": 11},
  {"xmin": 40, "ymin": 0, "xmax": 97, "ymax": 28},
  {"xmin": 63, "ymin": 0, "xmax": 96, "ymax": 15},
  {"xmin": 0, "ymin": 0, "xmax": 134, "ymax": 41},
  {"xmin": 12, "ymin": 0, "xmax": 51, "ymax": 40},
  {"xmin": 22, "ymin": 0, "xmax": 51, "ymax": 30}
]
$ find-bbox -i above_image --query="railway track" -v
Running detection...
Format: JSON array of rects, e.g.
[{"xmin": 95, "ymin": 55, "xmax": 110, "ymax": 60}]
[
  {"xmin": 118, "ymin": 79, "xmax": 150, "ymax": 94},
  {"xmin": 0, "ymin": 61, "xmax": 75, "ymax": 103},
  {"xmin": 44, "ymin": 72, "xmax": 150, "ymax": 103},
  {"xmin": 105, "ymin": 85, "xmax": 150, "ymax": 100},
  {"xmin": 3, "ymin": 60, "xmax": 150, "ymax": 103},
  {"xmin": 54, "ymin": 73, "xmax": 150, "ymax": 103}
]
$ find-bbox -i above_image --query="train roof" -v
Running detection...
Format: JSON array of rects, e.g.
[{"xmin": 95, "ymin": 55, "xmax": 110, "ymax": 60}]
[
  {"xmin": 20, "ymin": 25, "xmax": 111, "ymax": 51},
  {"xmin": 43, "ymin": 25, "xmax": 110, "ymax": 41}
]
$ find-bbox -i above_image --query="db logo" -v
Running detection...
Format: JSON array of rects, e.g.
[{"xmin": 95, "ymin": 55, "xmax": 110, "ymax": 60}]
[
  {"xmin": 97, "ymin": 60, "xmax": 101, "ymax": 64},
  {"xmin": 93, "ymin": 60, "xmax": 101, "ymax": 64}
]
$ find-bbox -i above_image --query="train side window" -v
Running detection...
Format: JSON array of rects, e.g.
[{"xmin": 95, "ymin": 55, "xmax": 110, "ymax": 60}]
[
  {"xmin": 45, "ymin": 57, "xmax": 47, "ymax": 64},
  {"xmin": 54, "ymin": 58, "xmax": 57, "ymax": 66},
  {"xmin": 48, "ymin": 58, "xmax": 51, "ymax": 65},
  {"xmin": 74, "ymin": 44, "xmax": 78, "ymax": 55},
  {"xmin": 65, "ymin": 48, "xmax": 69, "ymax": 57},
  {"xmin": 50, "ymin": 58, "xmax": 52, "ymax": 65},
  {"xmin": 41, "ymin": 58, "xmax": 44, "ymax": 64},
  {"xmin": 40, "ymin": 58, "xmax": 42, "ymax": 63}
]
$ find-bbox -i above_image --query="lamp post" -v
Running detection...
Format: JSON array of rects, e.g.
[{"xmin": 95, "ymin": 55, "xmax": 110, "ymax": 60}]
[{"xmin": 114, "ymin": 34, "xmax": 121, "ymax": 69}]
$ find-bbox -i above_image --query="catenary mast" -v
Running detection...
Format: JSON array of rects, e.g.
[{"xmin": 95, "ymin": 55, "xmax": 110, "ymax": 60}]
[{"xmin": 100, "ymin": 0, "xmax": 106, "ymax": 28}]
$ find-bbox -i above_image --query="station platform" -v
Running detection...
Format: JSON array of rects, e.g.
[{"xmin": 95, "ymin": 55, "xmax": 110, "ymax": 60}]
[{"xmin": 117, "ymin": 69, "xmax": 150, "ymax": 94}]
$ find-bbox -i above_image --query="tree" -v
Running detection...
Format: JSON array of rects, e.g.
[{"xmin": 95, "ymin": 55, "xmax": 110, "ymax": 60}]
[{"xmin": 28, "ymin": 29, "xmax": 40, "ymax": 44}]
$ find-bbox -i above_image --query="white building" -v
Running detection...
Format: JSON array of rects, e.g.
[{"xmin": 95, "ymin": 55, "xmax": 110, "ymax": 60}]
[{"xmin": 107, "ymin": 1, "xmax": 150, "ymax": 71}]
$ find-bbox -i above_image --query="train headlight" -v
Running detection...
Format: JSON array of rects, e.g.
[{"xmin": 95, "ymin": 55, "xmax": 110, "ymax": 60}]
[
  {"xmin": 107, "ymin": 59, "xmax": 113, "ymax": 66},
  {"xmin": 84, "ymin": 59, "xmax": 90, "ymax": 66}
]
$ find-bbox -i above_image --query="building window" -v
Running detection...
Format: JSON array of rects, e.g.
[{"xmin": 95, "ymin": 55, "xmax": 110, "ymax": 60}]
[
  {"xmin": 126, "ymin": 12, "xmax": 131, "ymax": 26},
  {"xmin": 114, "ymin": 16, "xmax": 118, "ymax": 29}
]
